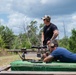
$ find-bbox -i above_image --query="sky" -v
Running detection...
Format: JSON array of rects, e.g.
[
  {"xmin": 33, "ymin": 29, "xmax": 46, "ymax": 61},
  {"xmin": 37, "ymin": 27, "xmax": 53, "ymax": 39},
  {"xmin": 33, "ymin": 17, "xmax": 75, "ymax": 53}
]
[{"xmin": 0, "ymin": 0, "xmax": 76, "ymax": 39}]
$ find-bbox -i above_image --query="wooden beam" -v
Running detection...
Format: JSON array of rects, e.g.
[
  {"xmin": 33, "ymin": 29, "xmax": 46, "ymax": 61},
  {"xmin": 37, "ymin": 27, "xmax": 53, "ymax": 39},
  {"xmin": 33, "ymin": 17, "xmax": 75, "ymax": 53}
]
[
  {"xmin": 0, "ymin": 65, "xmax": 11, "ymax": 72},
  {"xmin": 7, "ymin": 49, "xmax": 37, "ymax": 52},
  {"xmin": 0, "ymin": 71, "xmax": 76, "ymax": 75}
]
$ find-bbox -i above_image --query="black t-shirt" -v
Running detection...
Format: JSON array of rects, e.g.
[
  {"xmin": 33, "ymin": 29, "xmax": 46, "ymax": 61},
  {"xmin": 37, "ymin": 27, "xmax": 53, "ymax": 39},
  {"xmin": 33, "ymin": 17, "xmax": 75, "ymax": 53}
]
[{"xmin": 43, "ymin": 23, "xmax": 58, "ymax": 45}]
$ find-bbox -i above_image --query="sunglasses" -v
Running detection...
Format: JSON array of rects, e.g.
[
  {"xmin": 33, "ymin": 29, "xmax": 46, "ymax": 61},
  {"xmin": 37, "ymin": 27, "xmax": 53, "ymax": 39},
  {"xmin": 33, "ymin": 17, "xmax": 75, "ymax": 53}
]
[
  {"xmin": 51, "ymin": 46, "xmax": 55, "ymax": 48},
  {"xmin": 48, "ymin": 44, "xmax": 55, "ymax": 48},
  {"xmin": 43, "ymin": 19, "xmax": 46, "ymax": 21}
]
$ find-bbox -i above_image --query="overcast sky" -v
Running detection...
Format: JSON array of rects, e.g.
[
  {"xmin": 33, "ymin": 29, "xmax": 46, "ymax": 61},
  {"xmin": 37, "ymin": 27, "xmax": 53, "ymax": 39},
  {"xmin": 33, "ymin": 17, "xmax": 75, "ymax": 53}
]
[{"xmin": 0, "ymin": 0, "xmax": 76, "ymax": 39}]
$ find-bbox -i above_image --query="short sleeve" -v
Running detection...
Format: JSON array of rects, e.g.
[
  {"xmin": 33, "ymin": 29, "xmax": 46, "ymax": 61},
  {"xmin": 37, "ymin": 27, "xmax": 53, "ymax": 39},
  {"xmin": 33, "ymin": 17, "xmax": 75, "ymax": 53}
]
[
  {"xmin": 52, "ymin": 25, "xmax": 58, "ymax": 31},
  {"xmin": 50, "ymin": 50, "xmax": 59, "ymax": 57},
  {"xmin": 42, "ymin": 26, "xmax": 45, "ymax": 32}
]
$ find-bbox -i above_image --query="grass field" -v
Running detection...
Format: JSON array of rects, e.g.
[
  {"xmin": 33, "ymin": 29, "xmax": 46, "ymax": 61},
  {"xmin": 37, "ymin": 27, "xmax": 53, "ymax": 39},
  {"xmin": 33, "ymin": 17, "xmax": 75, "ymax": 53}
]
[
  {"xmin": 0, "ymin": 55, "xmax": 21, "ymax": 67},
  {"xmin": 0, "ymin": 53, "xmax": 40, "ymax": 67}
]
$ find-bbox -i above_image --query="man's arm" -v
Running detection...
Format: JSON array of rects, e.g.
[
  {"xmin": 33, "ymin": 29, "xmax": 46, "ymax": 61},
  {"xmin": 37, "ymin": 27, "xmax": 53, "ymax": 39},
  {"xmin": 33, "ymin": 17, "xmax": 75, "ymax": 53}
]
[
  {"xmin": 47, "ymin": 30, "xmax": 59, "ymax": 44},
  {"xmin": 43, "ymin": 55, "xmax": 54, "ymax": 62},
  {"xmin": 51, "ymin": 30, "xmax": 59, "ymax": 41},
  {"xmin": 41, "ymin": 32, "xmax": 44, "ymax": 45}
]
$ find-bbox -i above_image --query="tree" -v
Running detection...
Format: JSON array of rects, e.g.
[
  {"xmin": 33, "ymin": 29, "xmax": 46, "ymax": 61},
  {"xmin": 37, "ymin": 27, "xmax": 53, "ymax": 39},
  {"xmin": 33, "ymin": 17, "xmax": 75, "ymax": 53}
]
[
  {"xmin": 0, "ymin": 25, "xmax": 5, "ymax": 35},
  {"xmin": 59, "ymin": 36, "xmax": 69, "ymax": 49},
  {"xmin": 0, "ymin": 35, "xmax": 5, "ymax": 48},
  {"xmin": 39, "ymin": 23, "xmax": 44, "ymax": 32},
  {"xmin": 0, "ymin": 25, "xmax": 5, "ymax": 48},
  {"xmin": 27, "ymin": 21, "xmax": 40, "ymax": 46},
  {"xmin": 2, "ymin": 26, "xmax": 15, "ymax": 49},
  {"xmin": 18, "ymin": 33, "xmax": 31, "ymax": 49},
  {"xmin": 59, "ymin": 29, "xmax": 76, "ymax": 53},
  {"xmin": 39, "ymin": 23, "xmax": 44, "ymax": 41},
  {"xmin": 68, "ymin": 29, "xmax": 76, "ymax": 53}
]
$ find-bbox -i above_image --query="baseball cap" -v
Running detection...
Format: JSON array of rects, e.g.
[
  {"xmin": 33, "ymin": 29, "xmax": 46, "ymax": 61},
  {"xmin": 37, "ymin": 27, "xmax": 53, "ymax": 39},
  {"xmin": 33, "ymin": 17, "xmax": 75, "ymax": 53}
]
[
  {"xmin": 41, "ymin": 15, "xmax": 51, "ymax": 20},
  {"xmin": 50, "ymin": 40, "xmax": 58, "ymax": 48}
]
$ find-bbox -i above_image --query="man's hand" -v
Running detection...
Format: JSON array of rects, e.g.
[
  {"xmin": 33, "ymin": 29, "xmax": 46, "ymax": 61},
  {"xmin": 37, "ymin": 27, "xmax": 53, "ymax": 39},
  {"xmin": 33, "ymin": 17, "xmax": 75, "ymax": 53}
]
[
  {"xmin": 43, "ymin": 55, "xmax": 53, "ymax": 62},
  {"xmin": 47, "ymin": 40, "xmax": 51, "ymax": 45},
  {"xmin": 41, "ymin": 41, "xmax": 43, "ymax": 46}
]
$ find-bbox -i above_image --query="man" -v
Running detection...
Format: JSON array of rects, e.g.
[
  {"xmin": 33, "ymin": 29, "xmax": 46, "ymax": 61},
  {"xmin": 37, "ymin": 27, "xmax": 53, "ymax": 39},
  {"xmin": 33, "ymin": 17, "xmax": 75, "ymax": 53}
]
[
  {"xmin": 41, "ymin": 15, "xmax": 59, "ymax": 46},
  {"xmin": 43, "ymin": 40, "xmax": 76, "ymax": 63}
]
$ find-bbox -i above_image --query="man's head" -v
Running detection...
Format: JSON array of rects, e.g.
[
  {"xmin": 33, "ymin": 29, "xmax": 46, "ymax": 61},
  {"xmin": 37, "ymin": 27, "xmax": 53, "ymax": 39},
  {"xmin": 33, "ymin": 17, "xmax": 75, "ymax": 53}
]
[
  {"xmin": 42, "ymin": 15, "xmax": 51, "ymax": 25},
  {"xmin": 48, "ymin": 40, "xmax": 58, "ymax": 52}
]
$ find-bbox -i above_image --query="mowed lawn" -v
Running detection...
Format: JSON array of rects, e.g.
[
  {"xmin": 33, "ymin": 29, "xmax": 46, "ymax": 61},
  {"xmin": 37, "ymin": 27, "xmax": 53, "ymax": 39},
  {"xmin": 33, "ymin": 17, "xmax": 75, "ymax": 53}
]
[
  {"xmin": 0, "ymin": 53, "xmax": 40, "ymax": 68},
  {"xmin": 0, "ymin": 55, "xmax": 21, "ymax": 67}
]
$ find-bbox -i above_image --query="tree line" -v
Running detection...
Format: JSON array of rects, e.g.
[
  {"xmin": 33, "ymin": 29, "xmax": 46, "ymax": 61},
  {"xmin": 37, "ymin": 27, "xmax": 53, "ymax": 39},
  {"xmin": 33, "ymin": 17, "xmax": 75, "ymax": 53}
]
[{"xmin": 0, "ymin": 21, "xmax": 76, "ymax": 53}]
